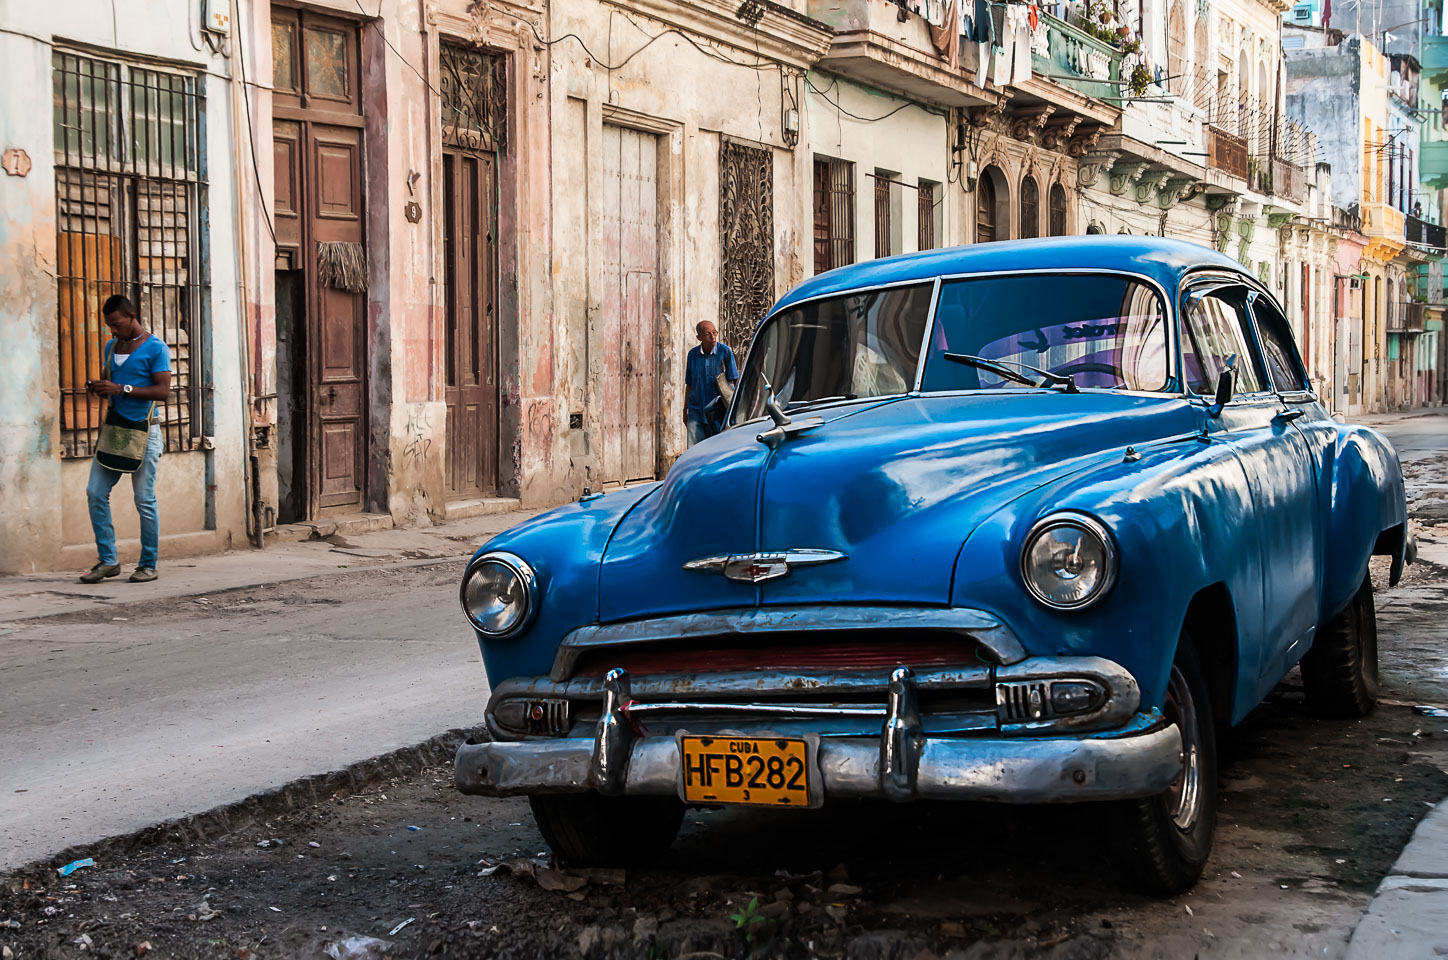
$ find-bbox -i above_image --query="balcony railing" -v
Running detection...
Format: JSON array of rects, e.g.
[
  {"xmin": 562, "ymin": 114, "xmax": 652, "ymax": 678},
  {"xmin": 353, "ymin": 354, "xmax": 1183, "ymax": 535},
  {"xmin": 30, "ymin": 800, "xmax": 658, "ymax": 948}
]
[
  {"xmin": 1030, "ymin": 12, "xmax": 1123, "ymax": 99},
  {"xmin": 1406, "ymin": 215, "xmax": 1447, "ymax": 250},
  {"xmin": 1272, "ymin": 156, "xmax": 1305, "ymax": 202},
  {"xmin": 1332, "ymin": 206, "xmax": 1362, "ymax": 232},
  {"xmin": 1390, "ymin": 300, "xmax": 1426, "ymax": 333},
  {"xmin": 1207, "ymin": 125, "xmax": 1248, "ymax": 180}
]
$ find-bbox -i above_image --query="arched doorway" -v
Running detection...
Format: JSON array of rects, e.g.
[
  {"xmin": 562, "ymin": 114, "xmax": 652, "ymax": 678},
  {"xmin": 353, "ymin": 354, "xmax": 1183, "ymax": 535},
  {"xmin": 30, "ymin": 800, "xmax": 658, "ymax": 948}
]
[
  {"xmin": 1020, "ymin": 175, "xmax": 1039, "ymax": 239},
  {"xmin": 1049, "ymin": 183, "xmax": 1068, "ymax": 236},
  {"xmin": 976, "ymin": 165, "xmax": 1009, "ymax": 242}
]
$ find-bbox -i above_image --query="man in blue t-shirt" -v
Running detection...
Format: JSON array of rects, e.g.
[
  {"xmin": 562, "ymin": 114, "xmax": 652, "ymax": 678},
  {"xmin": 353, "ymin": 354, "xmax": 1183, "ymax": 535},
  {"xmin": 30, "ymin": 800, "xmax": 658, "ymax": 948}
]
[
  {"xmin": 79, "ymin": 295, "xmax": 173, "ymax": 584},
  {"xmin": 682, "ymin": 320, "xmax": 739, "ymax": 446}
]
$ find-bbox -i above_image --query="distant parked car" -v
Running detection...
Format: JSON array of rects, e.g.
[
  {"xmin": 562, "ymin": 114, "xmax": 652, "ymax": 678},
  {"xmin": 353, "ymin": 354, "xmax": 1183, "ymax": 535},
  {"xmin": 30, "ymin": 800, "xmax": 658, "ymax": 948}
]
[{"xmin": 455, "ymin": 237, "xmax": 1410, "ymax": 893}]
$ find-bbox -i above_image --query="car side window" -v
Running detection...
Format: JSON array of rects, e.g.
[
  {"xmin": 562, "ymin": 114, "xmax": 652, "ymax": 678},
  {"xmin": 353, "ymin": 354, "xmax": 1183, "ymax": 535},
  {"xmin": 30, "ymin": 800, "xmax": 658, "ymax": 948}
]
[
  {"xmin": 1180, "ymin": 291, "xmax": 1266, "ymax": 396},
  {"xmin": 1249, "ymin": 297, "xmax": 1308, "ymax": 393}
]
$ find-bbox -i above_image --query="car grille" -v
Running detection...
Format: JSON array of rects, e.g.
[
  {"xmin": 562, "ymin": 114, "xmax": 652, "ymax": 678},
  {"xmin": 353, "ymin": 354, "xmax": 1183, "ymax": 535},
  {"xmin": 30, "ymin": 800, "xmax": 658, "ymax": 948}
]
[{"xmin": 570, "ymin": 631, "xmax": 994, "ymax": 678}]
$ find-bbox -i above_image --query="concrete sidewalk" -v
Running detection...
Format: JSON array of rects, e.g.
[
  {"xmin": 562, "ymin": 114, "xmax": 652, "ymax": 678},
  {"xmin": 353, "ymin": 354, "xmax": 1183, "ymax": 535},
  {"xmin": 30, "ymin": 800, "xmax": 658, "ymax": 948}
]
[
  {"xmin": 1345, "ymin": 800, "xmax": 1448, "ymax": 958},
  {"xmin": 0, "ymin": 504, "xmax": 547, "ymax": 623}
]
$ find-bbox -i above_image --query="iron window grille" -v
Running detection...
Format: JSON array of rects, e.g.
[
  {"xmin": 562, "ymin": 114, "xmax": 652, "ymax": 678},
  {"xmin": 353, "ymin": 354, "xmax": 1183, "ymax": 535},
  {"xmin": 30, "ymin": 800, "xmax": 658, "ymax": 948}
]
[
  {"xmin": 440, "ymin": 42, "xmax": 507, "ymax": 154},
  {"xmin": 917, "ymin": 181, "xmax": 938, "ymax": 251},
  {"xmin": 52, "ymin": 49, "xmax": 209, "ymax": 459},
  {"xmin": 812, "ymin": 156, "xmax": 854, "ymax": 274}
]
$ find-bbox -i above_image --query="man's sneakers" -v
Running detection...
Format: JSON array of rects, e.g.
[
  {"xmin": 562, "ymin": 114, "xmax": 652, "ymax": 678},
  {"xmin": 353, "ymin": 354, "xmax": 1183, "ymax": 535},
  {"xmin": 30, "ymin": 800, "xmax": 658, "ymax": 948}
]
[
  {"xmin": 78, "ymin": 564, "xmax": 158, "ymax": 583},
  {"xmin": 79, "ymin": 563, "xmax": 121, "ymax": 584}
]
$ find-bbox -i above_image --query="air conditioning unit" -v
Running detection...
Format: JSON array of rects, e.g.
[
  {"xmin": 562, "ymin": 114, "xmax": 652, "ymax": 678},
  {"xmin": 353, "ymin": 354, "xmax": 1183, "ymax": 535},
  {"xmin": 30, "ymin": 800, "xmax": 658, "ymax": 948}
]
[{"xmin": 1291, "ymin": 2, "xmax": 1320, "ymax": 26}]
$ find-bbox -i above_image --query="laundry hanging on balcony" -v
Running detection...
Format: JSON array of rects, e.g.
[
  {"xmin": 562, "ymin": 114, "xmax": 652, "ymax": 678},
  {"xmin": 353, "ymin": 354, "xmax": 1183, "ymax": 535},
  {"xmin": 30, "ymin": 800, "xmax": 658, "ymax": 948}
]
[{"xmin": 927, "ymin": 0, "xmax": 960, "ymax": 69}]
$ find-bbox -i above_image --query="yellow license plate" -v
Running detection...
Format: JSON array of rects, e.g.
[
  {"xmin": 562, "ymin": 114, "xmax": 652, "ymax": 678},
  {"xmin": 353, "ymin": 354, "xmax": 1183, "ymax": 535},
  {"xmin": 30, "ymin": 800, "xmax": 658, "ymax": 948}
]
[{"xmin": 679, "ymin": 735, "xmax": 812, "ymax": 806}]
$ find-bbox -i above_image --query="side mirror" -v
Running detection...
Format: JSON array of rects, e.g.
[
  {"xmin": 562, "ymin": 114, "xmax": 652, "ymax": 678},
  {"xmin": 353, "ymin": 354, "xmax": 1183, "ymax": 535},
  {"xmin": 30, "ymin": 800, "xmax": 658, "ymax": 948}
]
[{"xmin": 1208, "ymin": 369, "xmax": 1234, "ymax": 417}]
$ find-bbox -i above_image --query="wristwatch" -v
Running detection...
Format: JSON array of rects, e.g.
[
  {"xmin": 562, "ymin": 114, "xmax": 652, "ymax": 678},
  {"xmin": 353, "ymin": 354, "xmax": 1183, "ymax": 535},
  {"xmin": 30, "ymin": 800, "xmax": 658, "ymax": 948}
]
[{"xmin": 123, "ymin": 384, "xmax": 133, "ymax": 395}]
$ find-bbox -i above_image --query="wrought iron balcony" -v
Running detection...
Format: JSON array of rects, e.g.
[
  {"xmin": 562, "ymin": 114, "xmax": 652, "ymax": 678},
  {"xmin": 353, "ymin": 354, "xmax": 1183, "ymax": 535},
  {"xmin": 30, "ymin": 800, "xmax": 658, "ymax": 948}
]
[{"xmin": 1207, "ymin": 125, "xmax": 1248, "ymax": 181}]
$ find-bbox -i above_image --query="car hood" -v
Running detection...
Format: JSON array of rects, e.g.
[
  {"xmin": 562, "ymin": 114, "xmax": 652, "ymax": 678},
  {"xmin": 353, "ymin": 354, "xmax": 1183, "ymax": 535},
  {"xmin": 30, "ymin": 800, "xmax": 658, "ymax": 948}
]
[{"xmin": 598, "ymin": 392, "xmax": 1201, "ymax": 622}]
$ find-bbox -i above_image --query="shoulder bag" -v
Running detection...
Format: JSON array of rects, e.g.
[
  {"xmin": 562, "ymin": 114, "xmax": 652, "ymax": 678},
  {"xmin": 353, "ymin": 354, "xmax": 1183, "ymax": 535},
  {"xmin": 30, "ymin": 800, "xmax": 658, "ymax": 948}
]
[{"xmin": 94, "ymin": 341, "xmax": 156, "ymax": 474}]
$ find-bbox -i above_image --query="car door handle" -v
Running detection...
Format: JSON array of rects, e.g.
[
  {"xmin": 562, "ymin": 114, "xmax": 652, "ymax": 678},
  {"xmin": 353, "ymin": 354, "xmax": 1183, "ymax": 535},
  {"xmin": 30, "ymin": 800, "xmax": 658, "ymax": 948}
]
[{"xmin": 1273, "ymin": 409, "xmax": 1305, "ymax": 423}]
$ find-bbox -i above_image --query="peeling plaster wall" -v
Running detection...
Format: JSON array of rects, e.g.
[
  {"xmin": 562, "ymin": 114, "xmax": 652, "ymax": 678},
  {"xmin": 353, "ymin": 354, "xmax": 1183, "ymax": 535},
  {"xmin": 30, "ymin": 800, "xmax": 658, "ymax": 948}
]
[
  {"xmin": 801, "ymin": 73, "xmax": 951, "ymax": 263},
  {"xmin": 0, "ymin": 0, "xmax": 246, "ymax": 573},
  {"xmin": 543, "ymin": 0, "xmax": 829, "ymax": 494},
  {"xmin": 1288, "ymin": 43, "xmax": 1364, "ymax": 213}
]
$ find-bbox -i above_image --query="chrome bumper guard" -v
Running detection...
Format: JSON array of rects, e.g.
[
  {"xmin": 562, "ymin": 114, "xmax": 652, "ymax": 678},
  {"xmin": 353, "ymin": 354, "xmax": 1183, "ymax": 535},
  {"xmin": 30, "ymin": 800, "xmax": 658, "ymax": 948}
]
[{"xmin": 455, "ymin": 667, "xmax": 1184, "ymax": 804}]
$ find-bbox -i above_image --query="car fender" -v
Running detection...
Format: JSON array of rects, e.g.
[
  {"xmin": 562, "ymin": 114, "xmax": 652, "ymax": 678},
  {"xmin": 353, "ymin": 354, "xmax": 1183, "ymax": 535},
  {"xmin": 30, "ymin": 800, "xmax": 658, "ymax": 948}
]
[
  {"xmin": 1319, "ymin": 423, "xmax": 1406, "ymax": 617},
  {"xmin": 952, "ymin": 432, "xmax": 1263, "ymax": 721},
  {"xmin": 465, "ymin": 483, "xmax": 661, "ymax": 685}
]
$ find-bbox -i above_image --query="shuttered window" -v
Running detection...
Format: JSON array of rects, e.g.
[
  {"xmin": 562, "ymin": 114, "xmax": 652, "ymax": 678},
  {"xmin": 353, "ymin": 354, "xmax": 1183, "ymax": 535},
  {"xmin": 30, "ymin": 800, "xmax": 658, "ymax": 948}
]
[
  {"xmin": 52, "ymin": 50, "xmax": 208, "ymax": 458},
  {"xmin": 813, "ymin": 156, "xmax": 854, "ymax": 273}
]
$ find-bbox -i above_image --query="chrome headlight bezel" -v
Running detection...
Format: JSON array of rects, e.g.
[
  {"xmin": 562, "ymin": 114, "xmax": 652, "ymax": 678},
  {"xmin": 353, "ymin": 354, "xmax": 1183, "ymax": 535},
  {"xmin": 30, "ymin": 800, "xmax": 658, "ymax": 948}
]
[
  {"xmin": 1019, "ymin": 513, "xmax": 1117, "ymax": 611},
  {"xmin": 460, "ymin": 551, "xmax": 538, "ymax": 637}
]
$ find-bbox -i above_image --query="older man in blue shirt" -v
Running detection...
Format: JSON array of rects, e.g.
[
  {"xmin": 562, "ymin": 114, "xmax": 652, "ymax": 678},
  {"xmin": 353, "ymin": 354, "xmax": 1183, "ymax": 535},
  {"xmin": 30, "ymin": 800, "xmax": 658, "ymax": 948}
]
[{"xmin": 683, "ymin": 320, "xmax": 739, "ymax": 446}]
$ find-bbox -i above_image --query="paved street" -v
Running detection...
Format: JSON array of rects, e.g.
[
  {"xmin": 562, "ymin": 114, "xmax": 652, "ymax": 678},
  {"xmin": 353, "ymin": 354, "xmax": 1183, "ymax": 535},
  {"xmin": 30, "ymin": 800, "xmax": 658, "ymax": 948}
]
[
  {"xmin": 0, "ymin": 541, "xmax": 1445, "ymax": 958},
  {"xmin": 1359, "ymin": 410, "xmax": 1448, "ymax": 463},
  {"xmin": 1, "ymin": 421, "xmax": 1446, "ymax": 957}
]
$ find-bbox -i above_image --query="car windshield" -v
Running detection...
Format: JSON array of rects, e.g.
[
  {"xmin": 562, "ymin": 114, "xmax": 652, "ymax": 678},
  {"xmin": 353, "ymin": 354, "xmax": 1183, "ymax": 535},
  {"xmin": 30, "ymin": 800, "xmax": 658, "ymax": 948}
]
[
  {"xmin": 731, "ymin": 283, "xmax": 934, "ymax": 424},
  {"xmin": 919, "ymin": 274, "xmax": 1170, "ymax": 392}
]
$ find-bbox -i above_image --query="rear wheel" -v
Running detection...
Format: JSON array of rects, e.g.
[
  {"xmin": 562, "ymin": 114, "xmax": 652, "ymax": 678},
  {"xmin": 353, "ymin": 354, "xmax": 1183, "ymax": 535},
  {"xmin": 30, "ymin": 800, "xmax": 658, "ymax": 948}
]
[
  {"xmin": 529, "ymin": 793, "xmax": 684, "ymax": 868},
  {"xmin": 1113, "ymin": 640, "xmax": 1218, "ymax": 895},
  {"xmin": 1301, "ymin": 574, "xmax": 1379, "ymax": 717}
]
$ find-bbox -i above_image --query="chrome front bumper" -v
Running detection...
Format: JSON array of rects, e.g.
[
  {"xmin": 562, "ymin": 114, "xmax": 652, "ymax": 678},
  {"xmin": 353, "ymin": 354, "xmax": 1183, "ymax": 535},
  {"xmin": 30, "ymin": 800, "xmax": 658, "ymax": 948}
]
[{"xmin": 455, "ymin": 667, "xmax": 1183, "ymax": 804}]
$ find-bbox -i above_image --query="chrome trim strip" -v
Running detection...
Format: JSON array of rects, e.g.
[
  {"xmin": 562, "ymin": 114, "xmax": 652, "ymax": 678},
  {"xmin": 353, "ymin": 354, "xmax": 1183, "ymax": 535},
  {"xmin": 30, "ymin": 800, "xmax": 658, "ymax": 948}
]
[
  {"xmin": 627, "ymin": 701, "xmax": 889, "ymax": 719},
  {"xmin": 549, "ymin": 605, "xmax": 1028, "ymax": 681},
  {"xmin": 911, "ymin": 277, "xmax": 943, "ymax": 393},
  {"xmin": 454, "ymin": 721, "xmax": 1184, "ymax": 803},
  {"xmin": 498, "ymin": 665, "xmax": 994, "ymax": 711}
]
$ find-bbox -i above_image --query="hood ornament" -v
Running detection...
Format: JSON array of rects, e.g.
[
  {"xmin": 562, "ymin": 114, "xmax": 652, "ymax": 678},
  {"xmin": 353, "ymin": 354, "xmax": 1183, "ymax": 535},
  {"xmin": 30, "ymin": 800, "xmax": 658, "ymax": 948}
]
[
  {"xmin": 755, "ymin": 375, "xmax": 824, "ymax": 448},
  {"xmin": 683, "ymin": 548, "xmax": 846, "ymax": 584}
]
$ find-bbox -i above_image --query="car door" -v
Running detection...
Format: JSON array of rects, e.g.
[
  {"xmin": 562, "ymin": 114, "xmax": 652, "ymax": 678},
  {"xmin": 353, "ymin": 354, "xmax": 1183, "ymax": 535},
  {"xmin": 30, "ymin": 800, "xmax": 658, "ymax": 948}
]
[
  {"xmin": 1180, "ymin": 282, "xmax": 1320, "ymax": 698},
  {"xmin": 1247, "ymin": 292, "xmax": 1332, "ymax": 662}
]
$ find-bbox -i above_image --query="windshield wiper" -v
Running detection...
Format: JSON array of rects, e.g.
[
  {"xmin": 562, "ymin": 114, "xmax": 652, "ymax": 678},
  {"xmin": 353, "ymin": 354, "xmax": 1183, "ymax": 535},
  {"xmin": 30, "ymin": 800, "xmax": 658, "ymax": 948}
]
[
  {"xmin": 942, "ymin": 353, "xmax": 1079, "ymax": 393},
  {"xmin": 784, "ymin": 394, "xmax": 856, "ymax": 412}
]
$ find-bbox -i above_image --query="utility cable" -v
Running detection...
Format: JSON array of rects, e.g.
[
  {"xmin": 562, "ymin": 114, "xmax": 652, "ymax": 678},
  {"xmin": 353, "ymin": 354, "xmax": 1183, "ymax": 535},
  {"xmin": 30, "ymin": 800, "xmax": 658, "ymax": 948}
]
[{"xmin": 233, "ymin": 4, "xmax": 277, "ymax": 245}]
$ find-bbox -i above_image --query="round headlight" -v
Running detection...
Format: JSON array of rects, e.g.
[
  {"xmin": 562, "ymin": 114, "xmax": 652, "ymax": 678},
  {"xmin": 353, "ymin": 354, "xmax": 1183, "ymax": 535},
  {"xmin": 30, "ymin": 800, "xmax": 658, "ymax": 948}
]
[
  {"xmin": 1021, "ymin": 514, "xmax": 1116, "ymax": 610},
  {"xmin": 460, "ymin": 552, "xmax": 537, "ymax": 636}
]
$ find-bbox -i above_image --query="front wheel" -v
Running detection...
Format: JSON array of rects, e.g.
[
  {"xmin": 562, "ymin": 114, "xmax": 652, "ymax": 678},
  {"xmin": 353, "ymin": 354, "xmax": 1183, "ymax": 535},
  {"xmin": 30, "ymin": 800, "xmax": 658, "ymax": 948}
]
[
  {"xmin": 1301, "ymin": 574, "xmax": 1379, "ymax": 717},
  {"xmin": 529, "ymin": 793, "xmax": 684, "ymax": 868},
  {"xmin": 1112, "ymin": 641, "xmax": 1218, "ymax": 895}
]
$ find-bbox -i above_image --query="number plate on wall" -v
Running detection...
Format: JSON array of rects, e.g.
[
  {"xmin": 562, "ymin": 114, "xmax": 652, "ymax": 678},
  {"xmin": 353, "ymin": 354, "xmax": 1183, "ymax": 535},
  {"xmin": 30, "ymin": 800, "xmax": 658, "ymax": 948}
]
[{"xmin": 678, "ymin": 735, "xmax": 815, "ymax": 807}]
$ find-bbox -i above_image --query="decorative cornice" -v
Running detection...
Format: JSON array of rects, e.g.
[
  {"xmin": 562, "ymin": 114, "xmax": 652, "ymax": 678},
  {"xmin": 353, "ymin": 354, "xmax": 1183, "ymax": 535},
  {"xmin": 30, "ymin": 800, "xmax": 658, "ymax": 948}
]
[
  {"xmin": 1109, "ymin": 161, "xmax": 1151, "ymax": 197},
  {"xmin": 1076, "ymin": 149, "xmax": 1119, "ymax": 189},
  {"xmin": 1067, "ymin": 123, "xmax": 1106, "ymax": 159},
  {"xmin": 968, "ymin": 92, "xmax": 1013, "ymax": 128},
  {"xmin": 1157, "ymin": 177, "xmax": 1202, "ymax": 210},
  {"xmin": 1134, "ymin": 168, "xmax": 1173, "ymax": 205},
  {"xmin": 618, "ymin": 0, "xmax": 834, "ymax": 67},
  {"xmin": 1039, "ymin": 115, "xmax": 1082, "ymax": 152},
  {"xmin": 1009, "ymin": 105, "xmax": 1056, "ymax": 142}
]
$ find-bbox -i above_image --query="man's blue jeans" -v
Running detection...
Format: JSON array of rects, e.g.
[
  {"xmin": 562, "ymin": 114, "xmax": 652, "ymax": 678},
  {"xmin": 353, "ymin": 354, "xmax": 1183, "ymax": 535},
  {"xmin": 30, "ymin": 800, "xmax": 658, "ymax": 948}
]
[
  {"xmin": 686, "ymin": 417, "xmax": 716, "ymax": 447},
  {"xmin": 87, "ymin": 425, "xmax": 163, "ymax": 568}
]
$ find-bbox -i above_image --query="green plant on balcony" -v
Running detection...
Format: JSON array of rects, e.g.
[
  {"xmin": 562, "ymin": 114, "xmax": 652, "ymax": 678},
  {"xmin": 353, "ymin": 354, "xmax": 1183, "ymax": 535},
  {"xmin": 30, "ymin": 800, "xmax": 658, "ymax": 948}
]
[{"xmin": 1127, "ymin": 63, "xmax": 1152, "ymax": 97}]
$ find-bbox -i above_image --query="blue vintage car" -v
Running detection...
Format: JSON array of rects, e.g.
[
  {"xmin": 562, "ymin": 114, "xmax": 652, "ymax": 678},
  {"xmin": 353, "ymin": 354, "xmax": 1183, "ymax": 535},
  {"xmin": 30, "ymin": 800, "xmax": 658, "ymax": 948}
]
[{"xmin": 455, "ymin": 237, "xmax": 1410, "ymax": 893}]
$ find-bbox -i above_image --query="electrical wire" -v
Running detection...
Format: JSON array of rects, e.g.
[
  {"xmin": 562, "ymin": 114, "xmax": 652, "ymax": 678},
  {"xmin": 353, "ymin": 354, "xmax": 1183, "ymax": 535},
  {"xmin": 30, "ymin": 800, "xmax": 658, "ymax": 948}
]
[
  {"xmin": 805, "ymin": 75, "xmax": 919, "ymax": 122},
  {"xmin": 233, "ymin": 6, "xmax": 277, "ymax": 245},
  {"xmin": 354, "ymin": 0, "xmax": 441, "ymax": 99}
]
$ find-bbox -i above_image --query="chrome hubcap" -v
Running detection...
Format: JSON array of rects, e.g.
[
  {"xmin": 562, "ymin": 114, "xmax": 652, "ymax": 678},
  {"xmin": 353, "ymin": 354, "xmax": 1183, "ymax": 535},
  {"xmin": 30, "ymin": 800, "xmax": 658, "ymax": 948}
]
[{"xmin": 1163, "ymin": 664, "xmax": 1202, "ymax": 831}]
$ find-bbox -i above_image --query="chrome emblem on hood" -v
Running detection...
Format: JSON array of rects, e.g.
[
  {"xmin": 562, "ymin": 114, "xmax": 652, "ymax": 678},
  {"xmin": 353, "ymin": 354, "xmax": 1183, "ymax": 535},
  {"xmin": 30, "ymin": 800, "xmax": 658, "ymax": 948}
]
[{"xmin": 683, "ymin": 549, "xmax": 847, "ymax": 584}]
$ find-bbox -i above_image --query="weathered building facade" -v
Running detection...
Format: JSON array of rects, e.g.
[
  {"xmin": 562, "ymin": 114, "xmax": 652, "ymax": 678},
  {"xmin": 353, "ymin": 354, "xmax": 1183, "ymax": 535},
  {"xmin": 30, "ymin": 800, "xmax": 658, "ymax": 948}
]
[{"xmin": 0, "ymin": 0, "xmax": 248, "ymax": 573}]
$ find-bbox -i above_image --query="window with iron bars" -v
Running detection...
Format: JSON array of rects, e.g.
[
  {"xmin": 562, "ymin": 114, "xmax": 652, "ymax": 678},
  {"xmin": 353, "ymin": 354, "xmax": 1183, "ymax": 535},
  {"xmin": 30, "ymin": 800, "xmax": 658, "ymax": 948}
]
[{"xmin": 52, "ymin": 49, "xmax": 209, "ymax": 459}]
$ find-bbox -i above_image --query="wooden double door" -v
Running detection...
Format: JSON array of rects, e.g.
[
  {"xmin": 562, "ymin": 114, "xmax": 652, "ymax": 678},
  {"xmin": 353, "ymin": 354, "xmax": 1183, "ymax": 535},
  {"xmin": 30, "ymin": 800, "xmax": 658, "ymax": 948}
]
[
  {"xmin": 442, "ymin": 150, "xmax": 499, "ymax": 498},
  {"xmin": 272, "ymin": 7, "xmax": 369, "ymax": 518}
]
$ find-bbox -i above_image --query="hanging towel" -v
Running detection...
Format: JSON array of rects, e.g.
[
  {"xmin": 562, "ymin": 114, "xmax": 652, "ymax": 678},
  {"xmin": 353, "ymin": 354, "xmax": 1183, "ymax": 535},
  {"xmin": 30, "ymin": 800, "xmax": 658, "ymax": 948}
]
[
  {"xmin": 970, "ymin": 0, "xmax": 993, "ymax": 43},
  {"xmin": 1008, "ymin": 5, "xmax": 1032, "ymax": 83},
  {"xmin": 992, "ymin": 42, "xmax": 1011, "ymax": 85},
  {"xmin": 928, "ymin": 0, "xmax": 960, "ymax": 69}
]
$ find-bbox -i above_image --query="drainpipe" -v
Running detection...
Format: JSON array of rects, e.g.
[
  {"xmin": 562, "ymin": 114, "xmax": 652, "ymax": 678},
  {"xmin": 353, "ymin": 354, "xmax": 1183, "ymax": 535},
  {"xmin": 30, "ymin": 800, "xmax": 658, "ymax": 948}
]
[{"xmin": 228, "ymin": 0, "xmax": 266, "ymax": 548}]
